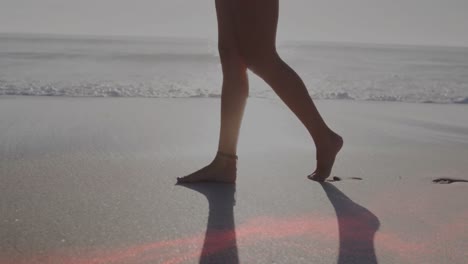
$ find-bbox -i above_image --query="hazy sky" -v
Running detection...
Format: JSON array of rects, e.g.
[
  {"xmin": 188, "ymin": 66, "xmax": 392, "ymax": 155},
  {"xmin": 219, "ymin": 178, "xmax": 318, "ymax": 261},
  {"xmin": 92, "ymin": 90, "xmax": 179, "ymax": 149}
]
[{"xmin": 1, "ymin": 0, "xmax": 468, "ymax": 46}]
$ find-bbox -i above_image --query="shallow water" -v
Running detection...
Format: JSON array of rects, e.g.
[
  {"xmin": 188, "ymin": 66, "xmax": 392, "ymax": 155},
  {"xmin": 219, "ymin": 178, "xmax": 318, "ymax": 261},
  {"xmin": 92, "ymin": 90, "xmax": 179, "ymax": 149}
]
[{"xmin": 1, "ymin": 33, "xmax": 467, "ymax": 104}]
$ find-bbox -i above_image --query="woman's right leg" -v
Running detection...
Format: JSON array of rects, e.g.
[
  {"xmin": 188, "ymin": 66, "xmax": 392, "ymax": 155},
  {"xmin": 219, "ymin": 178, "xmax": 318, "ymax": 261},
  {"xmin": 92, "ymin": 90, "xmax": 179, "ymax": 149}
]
[
  {"xmin": 215, "ymin": 0, "xmax": 249, "ymax": 156},
  {"xmin": 177, "ymin": 0, "xmax": 247, "ymax": 183}
]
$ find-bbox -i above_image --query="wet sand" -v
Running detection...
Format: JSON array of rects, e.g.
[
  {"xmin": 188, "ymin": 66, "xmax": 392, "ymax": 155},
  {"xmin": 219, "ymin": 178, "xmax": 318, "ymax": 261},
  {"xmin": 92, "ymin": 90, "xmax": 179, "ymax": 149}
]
[{"xmin": 1, "ymin": 97, "xmax": 467, "ymax": 263}]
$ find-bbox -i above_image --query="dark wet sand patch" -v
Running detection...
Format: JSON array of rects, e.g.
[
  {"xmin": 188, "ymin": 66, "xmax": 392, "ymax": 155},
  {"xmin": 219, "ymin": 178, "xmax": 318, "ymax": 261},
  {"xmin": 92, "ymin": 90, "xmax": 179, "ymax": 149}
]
[
  {"xmin": 326, "ymin": 176, "xmax": 363, "ymax": 182},
  {"xmin": 433, "ymin": 178, "xmax": 468, "ymax": 184}
]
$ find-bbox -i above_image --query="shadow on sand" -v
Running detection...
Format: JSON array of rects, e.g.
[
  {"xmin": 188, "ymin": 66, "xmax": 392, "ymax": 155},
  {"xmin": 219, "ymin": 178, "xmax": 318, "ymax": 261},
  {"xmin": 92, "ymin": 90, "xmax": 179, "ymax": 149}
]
[
  {"xmin": 176, "ymin": 183, "xmax": 238, "ymax": 264},
  {"xmin": 320, "ymin": 182, "xmax": 380, "ymax": 264},
  {"xmin": 175, "ymin": 182, "xmax": 378, "ymax": 264}
]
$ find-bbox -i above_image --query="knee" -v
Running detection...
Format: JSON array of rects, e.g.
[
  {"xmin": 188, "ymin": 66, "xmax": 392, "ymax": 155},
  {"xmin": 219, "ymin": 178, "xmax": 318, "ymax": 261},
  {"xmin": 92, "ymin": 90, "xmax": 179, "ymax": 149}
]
[
  {"xmin": 241, "ymin": 49, "xmax": 281, "ymax": 78},
  {"xmin": 218, "ymin": 43, "xmax": 245, "ymax": 67}
]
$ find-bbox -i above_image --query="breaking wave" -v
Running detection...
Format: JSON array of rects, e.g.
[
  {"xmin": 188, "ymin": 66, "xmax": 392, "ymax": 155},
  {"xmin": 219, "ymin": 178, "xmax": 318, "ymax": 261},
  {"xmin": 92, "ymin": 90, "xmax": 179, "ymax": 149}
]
[
  {"xmin": 1, "ymin": 34, "xmax": 467, "ymax": 104},
  {"xmin": 1, "ymin": 80, "xmax": 467, "ymax": 104}
]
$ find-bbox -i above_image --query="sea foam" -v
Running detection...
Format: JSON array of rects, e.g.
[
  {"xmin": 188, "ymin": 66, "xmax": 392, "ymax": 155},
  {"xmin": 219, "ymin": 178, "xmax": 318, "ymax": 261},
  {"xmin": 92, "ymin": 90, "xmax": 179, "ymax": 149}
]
[{"xmin": 1, "ymin": 34, "xmax": 467, "ymax": 104}]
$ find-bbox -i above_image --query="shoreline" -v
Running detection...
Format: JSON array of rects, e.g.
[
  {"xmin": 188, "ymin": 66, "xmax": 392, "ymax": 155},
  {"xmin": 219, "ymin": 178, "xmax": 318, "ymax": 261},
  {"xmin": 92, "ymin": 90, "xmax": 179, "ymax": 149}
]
[{"xmin": 2, "ymin": 95, "xmax": 468, "ymax": 105}]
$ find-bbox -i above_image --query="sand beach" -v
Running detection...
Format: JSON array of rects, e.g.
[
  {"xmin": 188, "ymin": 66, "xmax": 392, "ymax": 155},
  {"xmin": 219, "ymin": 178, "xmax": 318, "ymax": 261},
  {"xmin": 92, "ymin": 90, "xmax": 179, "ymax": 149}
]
[{"xmin": 1, "ymin": 97, "xmax": 467, "ymax": 263}]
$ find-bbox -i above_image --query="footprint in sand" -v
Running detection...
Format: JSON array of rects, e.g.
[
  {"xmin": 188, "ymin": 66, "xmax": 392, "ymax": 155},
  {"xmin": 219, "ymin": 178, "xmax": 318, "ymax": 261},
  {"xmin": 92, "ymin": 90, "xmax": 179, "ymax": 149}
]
[
  {"xmin": 326, "ymin": 176, "xmax": 363, "ymax": 182},
  {"xmin": 432, "ymin": 178, "xmax": 468, "ymax": 184}
]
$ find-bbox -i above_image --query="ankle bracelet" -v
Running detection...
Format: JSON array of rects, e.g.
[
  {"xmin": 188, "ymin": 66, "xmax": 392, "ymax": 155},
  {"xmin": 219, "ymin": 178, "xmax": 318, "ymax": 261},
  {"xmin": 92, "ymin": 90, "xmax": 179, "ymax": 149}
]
[{"xmin": 217, "ymin": 151, "xmax": 238, "ymax": 160}]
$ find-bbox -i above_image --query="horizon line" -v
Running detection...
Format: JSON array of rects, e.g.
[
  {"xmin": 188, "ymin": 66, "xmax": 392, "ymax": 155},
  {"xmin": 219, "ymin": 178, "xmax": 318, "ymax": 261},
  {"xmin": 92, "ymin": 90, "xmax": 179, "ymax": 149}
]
[{"xmin": 1, "ymin": 31, "xmax": 467, "ymax": 49}]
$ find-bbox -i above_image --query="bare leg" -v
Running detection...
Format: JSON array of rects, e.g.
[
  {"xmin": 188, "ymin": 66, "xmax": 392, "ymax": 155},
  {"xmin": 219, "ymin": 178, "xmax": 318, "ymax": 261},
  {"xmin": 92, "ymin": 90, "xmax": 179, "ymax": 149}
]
[
  {"xmin": 234, "ymin": 0, "xmax": 343, "ymax": 181},
  {"xmin": 216, "ymin": 0, "xmax": 248, "ymax": 156},
  {"xmin": 177, "ymin": 0, "xmax": 247, "ymax": 184}
]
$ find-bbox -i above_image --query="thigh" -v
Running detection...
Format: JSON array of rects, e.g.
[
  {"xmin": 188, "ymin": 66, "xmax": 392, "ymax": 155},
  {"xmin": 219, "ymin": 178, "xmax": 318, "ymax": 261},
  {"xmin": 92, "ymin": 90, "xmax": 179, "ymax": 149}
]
[
  {"xmin": 215, "ymin": 0, "xmax": 240, "ymax": 52},
  {"xmin": 233, "ymin": 0, "xmax": 279, "ymax": 57}
]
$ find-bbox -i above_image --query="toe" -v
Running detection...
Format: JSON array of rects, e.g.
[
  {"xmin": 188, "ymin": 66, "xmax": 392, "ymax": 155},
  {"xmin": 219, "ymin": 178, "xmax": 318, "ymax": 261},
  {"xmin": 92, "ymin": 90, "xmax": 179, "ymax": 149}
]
[
  {"xmin": 308, "ymin": 171, "xmax": 328, "ymax": 182},
  {"xmin": 177, "ymin": 175, "xmax": 193, "ymax": 183}
]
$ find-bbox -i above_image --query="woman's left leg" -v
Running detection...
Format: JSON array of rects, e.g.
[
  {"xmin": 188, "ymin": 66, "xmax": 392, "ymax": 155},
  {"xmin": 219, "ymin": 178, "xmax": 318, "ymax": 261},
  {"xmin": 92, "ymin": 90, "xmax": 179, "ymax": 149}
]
[{"xmin": 233, "ymin": 0, "xmax": 343, "ymax": 181}]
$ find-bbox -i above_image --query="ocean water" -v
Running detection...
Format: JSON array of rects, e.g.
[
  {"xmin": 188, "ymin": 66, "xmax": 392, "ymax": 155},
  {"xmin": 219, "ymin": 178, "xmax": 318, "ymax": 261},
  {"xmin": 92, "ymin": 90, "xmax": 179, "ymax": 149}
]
[{"xmin": 1, "ymin": 33, "xmax": 468, "ymax": 104}]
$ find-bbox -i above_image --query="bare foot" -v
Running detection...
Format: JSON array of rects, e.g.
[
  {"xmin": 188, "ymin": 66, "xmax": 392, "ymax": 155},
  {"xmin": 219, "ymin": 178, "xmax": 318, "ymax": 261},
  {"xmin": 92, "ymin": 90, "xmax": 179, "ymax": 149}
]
[
  {"xmin": 177, "ymin": 152, "xmax": 237, "ymax": 184},
  {"xmin": 308, "ymin": 132, "xmax": 343, "ymax": 182}
]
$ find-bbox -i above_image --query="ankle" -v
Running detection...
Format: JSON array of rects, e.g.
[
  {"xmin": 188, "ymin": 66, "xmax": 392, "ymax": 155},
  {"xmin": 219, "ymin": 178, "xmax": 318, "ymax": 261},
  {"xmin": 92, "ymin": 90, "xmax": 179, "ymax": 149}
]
[
  {"xmin": 217, "ymin": 151, "xmax": 238, "ymax": 160},
  {"xmin": 213, "ymin": 151, "xmax": 238, "ymax": 168}
]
